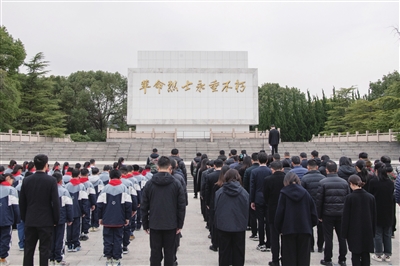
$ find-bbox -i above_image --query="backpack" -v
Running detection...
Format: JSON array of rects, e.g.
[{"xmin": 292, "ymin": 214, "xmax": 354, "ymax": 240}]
[
  {"xmin": 149, "ymin": 156, "xmax": 159, "ymax": 174},
  {"xmin": 192, "ymin": 159, "xmax": 199, "ymax": 177}
]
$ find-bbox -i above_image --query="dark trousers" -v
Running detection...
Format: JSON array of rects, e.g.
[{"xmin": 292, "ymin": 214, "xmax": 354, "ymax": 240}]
[
  {"xmin": 66, "ymin": 217, "xmax": 81, "ymax": 248},
  {"xmin": 249, "ymin": 206, "xmax": 257, "ymax": 236},
  {"xmin": 103, "ymin": 227, "xmax": 123, "ymax": 260},
  {"xmin": 271, "ymin": 145, "xmax": 278, "ymax": 155},
  {"xmin": 23, "ymin": 226, "xmax": 53, "ymax": 266},
  {"xmin": 255, "ymin": 204, "xmax": 270, "ymax": 247},
  {"xmin": 81, "ymin": 211, "xmax": 90, "ymax": 234},
  {"xmin": 149, "ymin": 229, "xmax": 176, "ymax": 266},
  {"xmin": 351, "ymin": 252, "xmax": 370, "ymax": 266},
  {"xmin": 50, "ymin": 224, "xmax": 65, "ymax": 262},
  {"xmin": 322, "ymin": 215, "xmax": 347, "ymax": 262},
  {"xmin": 209, "ymin": 210, "xmax": 218, "ymax": 248},
  {"xmin": 311, "ymin": 222, "xmax": 324, "ymax": 249},
  {"xmin": 193, "ymin": 175, "xmax": 198, "ymax": 196},
  {"xmin": 269, "ymin": 223, "xmax": 280, "ymax": 263},
  {"xmin": 174, "ymin": 232, "xmax": 181, "ymax": 263},
  {"xmin": 281, "ymin": 233, "xmax": 311, "ymax": 266},
  {"xmin": 90, "ymin": 206, "xmax": 99, "ymax": 228},
  {"xmin": 0, "ymin": 226, "xmax": 12, "ymax": 259},
  {"xmin": 123, "ymin": 223, "xmax": 131, "ymax": 248},
  {"xmin": 136, "ymin": 206, "xmax": 142, "ymax": 229},
  {"xmin": 218, "ymin": 230, "xmax": 245, "ymax": 266},
  {"xmin": 200, "ymin": 197, "xmax": 207, "ymax": 222}
]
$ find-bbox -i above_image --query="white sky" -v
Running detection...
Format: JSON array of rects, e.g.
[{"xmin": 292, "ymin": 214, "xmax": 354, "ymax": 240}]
[{"xmin": 2, "ymin": 0, "xmax": 399, "ymax": 98}]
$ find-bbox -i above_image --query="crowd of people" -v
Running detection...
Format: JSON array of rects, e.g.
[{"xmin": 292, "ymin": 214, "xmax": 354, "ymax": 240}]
[{"xmin": 0, "ymin": 147, "xmax": 399, "ymax": 266}]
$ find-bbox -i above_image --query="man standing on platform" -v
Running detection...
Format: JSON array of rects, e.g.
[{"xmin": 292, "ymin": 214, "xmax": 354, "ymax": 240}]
[{"xmin": 268, "ymin": 125, "xmax": 280, "ymax": 155}]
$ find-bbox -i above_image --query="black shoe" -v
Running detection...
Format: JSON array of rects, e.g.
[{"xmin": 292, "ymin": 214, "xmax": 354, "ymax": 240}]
[
  {"xmin": 318, "ymin": 248, "xmax": 324, "ymax": 253},
  {"xmin": 193, "ymin": 195, "xmax": 198, "ymax": 199},
  {"xmin": 209, "ymin": 245, "xmax": 218, "ymax": 252},
  {"xmin": 338, "ymin": 261, "xmax": 346, "ymax": 266},
  {"xmin": 205, "ymin": 225, "xmax": 209, "ymax": 229},
  {"xmin": 268, "ymin": 261, "xmax": 280, "ymax": 266},
  {"xmin": 173, "ymin": 260, "xmax": 178, "ymax": 266},
  {"xmin": 320, "ymin": 260, "xmax": 333, "ymax": 266},
  {"xmin": 310, "ymin": 247, "xmax": 315, "ymax": 252}
]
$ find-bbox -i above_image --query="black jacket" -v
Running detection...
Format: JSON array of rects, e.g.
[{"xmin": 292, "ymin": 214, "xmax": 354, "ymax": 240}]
[
  {"xmin": 206, "ymin": 170, "xmax": 221, "ymax": 207},
  {"xmin": 368, "ymin": 178, "xmax": 394, "ymax": 227},
  {"xmin": 250, "ymin": 166, "xmax": 272, "ymax": 205},
  {"xmin": 268, "ymin": 129, "xmax": 280, "ymax": 145},
  {"xmin": 214, "ymin": 181, "xmax": 249, "ymax": 232},
  {"xmin": 190, "ymin": 156, "xmax": 201, "ymax": 178},
  {"xmin": 316, "ymin": 173, "xmax": 350, "ymax": 218},
  {"xmin": 141, "ymin": 172, "xmax": 186, "ymax": 230},
  {"xmin": 19, "ymin": 171, "xmax": 60, "ymax": 227},
  {"xmin": 243, "ymin": 163, "xmax": 259, "ymax": 192},
  {"xmin": 263, "ymin": 171, "xmax": 285, "ymax": 223},
  {"xmin": 275, "ymin": 184, "xmax": 318, "ymax": 235},
  {"xmin": 337, "ymin": 165, "xmax": 357, "ymax": 181},
  {"xmin": 169, "ymin": 155, "xmax": 187, "ymax": 181},
  {"xmin": 301, "ymin": 170, "xmax": 325, "ymax": 202},
  {"xmin": 342, "ymin": 189, "xmax": 376, "ymax": 254}
]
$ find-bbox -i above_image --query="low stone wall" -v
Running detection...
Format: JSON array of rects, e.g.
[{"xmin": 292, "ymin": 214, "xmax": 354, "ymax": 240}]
[
  {"xmin": 310, "ymin": 130, "xmax": 398, "ymax": 143},
  {"xmin": 0, "ymin": 130, "xmax": 72, "ymax": 142}
]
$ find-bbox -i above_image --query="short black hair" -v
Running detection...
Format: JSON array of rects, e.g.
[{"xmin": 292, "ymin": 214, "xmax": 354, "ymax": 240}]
[
  {"xmin": 300, "ymin": 152, "xmax": 307, "ymax": 159},
  {"xmin": 326, "ymin": 160, "xmax": 337, "ymax": 173},
  {"xmin": 291, "ymin": 156, "xmax": 301, "ymax": 165},
  {"xmin": 34, "ymin": 154, "xmax": 48, "ymax": 171},
  {"xmin": 133, "ymin": 164, "xmax": 140, "ymax": 171},
  {"xmin": 270, "ymin": 161, "xmax": 282, "ymax": 170},
  {"xmin": 258, "ymin": 152, "xmax": 268, "ymax": 164},
  {"xmin": 282, "ymin": 160, "xmax": 291, "ymax": 168},
  {"xmin": 90, "ymin": 159, "xmax": 95, "ymax": 164},
  {"xmin": 230, "ymin": 149, "xmax": 237, "ymax": 156},
  {"xmin": 307, "ymin": 159, "xmax": 318, "ymax": 168},
  {"xmin": 110, "ymin": 169, "xmax": 121, "ymax": 179},
  {"xmin": 214, "ymin": 159, "xmax": 224, "ymax": 168},
  {"xmin": 75, "ymin": 163, "xmax": 81, "ymax": 169},
  {"xmin": 284, "ymin": 152, "xmax": 290, "ymax": 157},
  {"xmin": 219, "ymin": 150, "xmax": 225, "ymax": 155},
  {"xmin": 119, "ymin": 166, "xmax": 128, "ymax": 174},
  {"xmin": 171, "ymin": 148, "xmax": 179, "ymax": 155},
  {"xmin": 311, "ymin": 150, "xmax": 319, "ymax": 157},
  {"xmin": 170, "ymin": 158, "xmax": 177, "ymax": 169},
  {"xmin": 273, "ymin": 153, "xmax": 281, "ymax": 160},
  {"xmin": 80, "ymin": 168, "xmax": 89, "ymax": 176},
  {"xmin": 8, "ymin": 160, "xmax": 17, "ymax": 168},
  {"xmin": 103, "ymin": 165, "xmax": 111, "ymax": 171},
  {"xmin": 92, "ymin": 167, "xmax": 99, "ymax": 175},
  {"xmin": 196, "ymin": 152, "xmax": 202, "ymax": 157},
  {"xmin": 0, "ymin": 166, "xmax": 4, "ymax": 172},
  {"xmin": 380, "ymin": 155, "xmax": 391, "ymax": 164},
  {"xmin": 153, "ymin": 148, "xmax": 158, "ymax": 153},
  {"xmin": 251, "ymin": 153, "xmax": 259, "ymax": 161},
  {"xmin": 71, "ymin": 168, "xmax": 80, "ymax": 178},
  {"xmin": 358, "ymin": 152, "xmax": 368, "ymax": 159},
  {"xmin": 127, "ymin": 165, "xmax": 133, "ymax": 172},
  {"xmin": 158, "ymin": 156, "xmax": 171, "ymax": 169},
  {"xmin": 52, "ymin": 172, "xmax": 63, "ymax": 183},
  {"xmin": 321, "ymin": 155, "xmax": 330, "ymax": 161}
]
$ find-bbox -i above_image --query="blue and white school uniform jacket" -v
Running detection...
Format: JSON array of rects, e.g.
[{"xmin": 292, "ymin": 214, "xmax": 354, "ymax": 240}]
[
  {"xmin": 121, "ymin": 177, "xmax": 138, "ymax": 212},
  {"xmin": 127, "ymin": 175, "xmax": 142, "ymax": 205},
  {"xmin": 80, "ymin": 178, "xmax": 97, "ymax": 207},
  {"xmin": 58, "ymin": 184, "xmax": 73, "ymax": 225},
  {"xmin": 97, "ymin": 179, "xmax": 132, "ymax": 227},
  {"xmin": 63, "ymin": 172, "xmax": 72, "ymax": 184},
  {"xmin": 89, "ymin": 175, "xmax": 104, "ymax": 197},
  {"xmin": 0, "ymin": 182, "xmax": 20, "ymax": 226},
  {"xmin": 65, "ymin": 179, "xmax": 89, "ymax": 218},
  {"xmin": 99, "ymin": 171, "xmax": 110, "ymax": 185}
]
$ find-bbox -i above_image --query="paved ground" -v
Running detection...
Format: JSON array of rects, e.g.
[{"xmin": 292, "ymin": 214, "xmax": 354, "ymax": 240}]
[{"xmin": 7, "ymin": 195, "xmax": 400, "ymax": 266}]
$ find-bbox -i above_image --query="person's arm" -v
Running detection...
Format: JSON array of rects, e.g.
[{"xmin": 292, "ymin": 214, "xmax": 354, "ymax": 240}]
[
  {"xmin": 51, "ymin": 179, "xmax": 60, "ymax": 225},
  {"xmin": 315, "ymin": 182, "xmax": 324, "ymax": 220},
  {"xmin": 11, "ymin": 188, "xmax": 20, "ymax": 224},
  {"xmin": 141, "ymin": 184, "xmax": 150, "ymax": 232},
  {"xmin": 123, "ymin": 187, "xmax": 132, "ymax": 225},
  {"xmin": 19, "ymin": 181, "xmax": 27, "ymax": 222},
  {"xmin": 96, "ymin": 190, "xmax": 105, "ymax": 224},
  {"xmin": 177, "ymin": 181, "xmax": 186, "ymax": 232},
  {"xmin": 341, "ymin": 196, "xmax": 350, "ymax": 239},
  {"xmin": 274, "ymin": 194, "xmax": 285, "ymax": 233}
]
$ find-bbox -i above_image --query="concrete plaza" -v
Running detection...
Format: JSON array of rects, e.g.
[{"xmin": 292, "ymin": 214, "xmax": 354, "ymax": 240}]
[{"xmin": 7, "ymin": 195, "xmax": 400, "ymax": 266}]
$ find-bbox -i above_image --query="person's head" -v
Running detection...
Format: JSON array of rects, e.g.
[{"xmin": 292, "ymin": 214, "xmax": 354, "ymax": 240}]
[
  {"xmin": 63, "ymin": 162, "xmax": 69, "ymax": 170},
  {"xmin": 0, "ymin": 173, "xmax": 15, "ymax": 185},
  {"xmin": 270, "ymin": 124, "xmax": 275, "ymax": 129},
  {"xmin": 34, "ymin": 154, "xmax": 49, "ymax": 171},
  {"xmin": 0, "ymin": 166, "xmax": 4, "ymax": 173},
  {"xmin": 374, "ymin": 162, "xmax": 389, "ymax": 181},
  {"xmin": 103, "ymin": 165, "xmax": 111, "ymax": 172},
  {"xmin": 214, "ymin": 159, "xmax": 223, "ymax": 169},
  {"xmin": 12, "ymin": 164, "xmax": 23, "ymax": 175},
  {"xmin": 80, "ymin": 168, "xmax": 89, "ymax": 177},
  {"xmin": 230, "ymin": 149, "xmax": 237, "ymax": 156},
  {"xmin": 270, "ymin": 161, "xmax": 283, "ymax": 173},
  {"xmin": 158, "ymin": 156, "xmax": 172, "ymax": 172},
  {"xmin": 380, "ymin": 155, "xmax": 391, "ymax": 164},
  {"xmin": 216, "ymin": 165, "xmax": 230, "ymax": 187},
  {"xmin": 224, "ymin": 169, "xmax": 241, "ymax": 184},
  {"xmin": 52, "ymin": 172, "xmax": 63, "ymax": 184},
  {"xmin": 326, "ymin": 160, "xmax": 338, "ymax": 174},
  {"xmin": 251, "ymin": 152, "xmax": 259, "ymax": 162},
  {"xmin": 110, "ymin": 169, "xmax": 122, "ymax": 179},
  {"xmin": 196, "ymin": 152, "xmax": 202, "ymax": 157},
  {"xmin": 348, "ymin": 174, "xmax": 364, "ymax": 190},
  {"xmin": 75, "ymin": 163, "xmax": 81, "ymax": 170},
  {"xmin": 311, "ymin": 150, "xmax": 319, "ymax": 158},
  {"xmin": 355, "ymin": 160, "xmax": 366, "ymax": 172},
  {"xmin": 83, "ymin": 161, "xmax": 90, "ymax": 169},
  {"xmin": 27, "ymin": 161, "xmax": 35, "ymax": 172},
  {"xmin": 321, "ymin": 155, "xmax": 330, "ymax": 162},
  {"xmin": 22, "ymin": 161, "xmax": 29, "ymax": 171},
  {"xmin": 117, "ymin": 157, "xmax": 124, "ymax": 167},
  {"xmin": 66, "ymin": 167, "xmax": 74, "ymax": 174},
  {"xmin": 233, "ymin": 155, "xmax": 239, "ymax": 162},
  {"xmin": 8, "ymin": 160, "xmax": 17, "ymax": 169},
  {"xmin": 71, "ymin": 168, "xmax": 80, "ymax": 178},
  {"xmin": 291, "ymin": 156, "xmax": 301, "ymax": 166},
  {"xmin": 200, "ymin": 158, "xmax": 210, "ymax": 171},
  {"xmin": 153, "ymin": 148, "xmax": 158, "ymax": 153},
  {"xmin": 258, "ymin": 152, "xmax": 268, "ymax": 164},
  {"xmin": 92, "ymin": 167, "xmax": 99, "ymax": 175},
  {"xmin": 171, "ymin": 148, "xmax": 179, "ymax": 155},
  {"xmin": 170, "ymin": 158, "xmax": 177, "ymax": 171},
  {"xmin": 219, "ymin": 150, "xmax": 225, "ymax": 155},
  {"xmin": 300, "ymin": 152, "xmax": 307, "ymax": 159},
  {"xmin": 283, "ymin": 172, "xmax": 300, "ymax": 186},
  {"xmin": 307, "ymin": 159, "xmax": 318, "ymax": 170},
  {"xmin": 266, "ymin": 154, "xmax": 274, "ymax": 166},
  {"xmin": 259, "ymin": 150, "xmax": 266, "ymax": 153},
  {"xmin": 113, "ymin": 162, "xmax": 119, "ymax": 169},
  {"xmin": 119, "ymin": 166, "xmax": 128, "ymax": 174},
  {"xmin": 241, "ymin": 156, "xmax": 252, "ymax": 169},
  {"xmin": 241, "ymin": 150, "xmax": 247, "ymax": 155},
  {"xmin": 208, "ymin": 160, "xmax": 215, "ymax": 168},
  {"xmin": 52, "ymin": 161, "xmax": 60, "ymax": 171},
  {"xmin": 282, "ymin": 159, "xmax": 291, "ymax": 168},
  {"xmin": 284, "ymin": 152, "xmax": 290, "ymax": 158},
  {"xmin": 272, "ymin": 153, "xmax": 280, "ymax": 161},
  {"xmin": 339, "ymin": 156, "xmax": 351, "ymax": 167},
  {"xmin": 90, "ymin": 159, "xmax": 95, "ymax": 165},
  {"xmin": 358, "ymin": 152, "xmax": 368, "ymax": 160}
]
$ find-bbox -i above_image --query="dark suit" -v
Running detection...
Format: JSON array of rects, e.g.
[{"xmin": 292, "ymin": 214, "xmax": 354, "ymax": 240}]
[
  {"xmin": 268, "ymin": 128, "xmax": 280, "ymax": 155},
  {"xmin": 19, "ymin": 171, "xmax": 60, "ymax": 266}
]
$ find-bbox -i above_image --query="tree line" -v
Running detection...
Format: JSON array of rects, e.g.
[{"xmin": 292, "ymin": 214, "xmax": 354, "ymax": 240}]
[{"xmin": 1, "ymin": 26, "xmax": 399, "ymax": 142}]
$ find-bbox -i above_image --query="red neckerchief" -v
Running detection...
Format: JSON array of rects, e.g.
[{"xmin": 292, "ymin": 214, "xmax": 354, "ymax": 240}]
[
  {"xmin": 80, "ymin": 177, "xmax": 89, "ymax": 183},
  {"xmin": 69, "ymin": 178, "xmax": 81, "ymax": 186},
  {"xmin": 65, "ymin": 172, "xmax": 72, "ymax": 176},
  {"xmin": 53, "ymin": 166, "xmax": 60, "ymax": 171},
  {"xmin": 121, "ymin": 174, "xmax": 129, "ymax": 179},
  {"xmin": 64, "ymin": 166, "xmax": 69, "ymax": 170},
  {"xmin": 12, "ymin": 172, "xmax": 21, "ymax": 177},
  {"xmin": 0, "ymin": 171, "xmax": 3, "ymax": 175},
  {"xmin": 1, "ymin": 181, "xmax": 11, "ymax": 186},
  {"xmin": 8, "ymin": 166, "xmax": 13, "ymax": 170},
  {"xmin": 126, "ymin": 173, "xmax": 133, "ymax": 178},
  {"xmin": 109, "ymin": 179, "xmax": 122, "ymax": 186},
  {"xmin": 141, "ymin": 170, "xmax": 148, "ymax": 176},
  {"xmin": 132, "ymin": 171, "xmax": 141, "ymax": 176}
]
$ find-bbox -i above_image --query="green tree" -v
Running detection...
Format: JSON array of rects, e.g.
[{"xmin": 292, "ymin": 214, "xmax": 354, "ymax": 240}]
[{"xmin": 16, "ymin": 52, "xmax": 66, "ymax": 136}]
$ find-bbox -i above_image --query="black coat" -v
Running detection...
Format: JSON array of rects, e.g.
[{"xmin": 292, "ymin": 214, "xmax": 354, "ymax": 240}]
[
  {"xmin": 301, "ymin": 170, "xmax": 325, "ymax": 202},
  {"xmin": 337, "ymin": 165, "xmax": 357, "ymax": 181},
  {"xmin": 268, "ymin": 129, "xmax": 280, "ymax": 145},
  {"xmin": 368, "ymin": 178, "xmax": 394, "ymax": 227},
  {"xmin": 342, "ymin": 189, "xmax": 376, "ymax": 253},
  {"xmin": 263, "ymin": 171, "xmax": 285, "ymax": 223},
  {"xmin": 141, "ymin": 172, "xmax": 186, "ymax": 230},
  {"xmin": 206, "ymin": 170, "xmax": 221, "ymax": 207},
  {"xmin": 19, "ymin": 171, "xmax": 60, "ymax": 227}
]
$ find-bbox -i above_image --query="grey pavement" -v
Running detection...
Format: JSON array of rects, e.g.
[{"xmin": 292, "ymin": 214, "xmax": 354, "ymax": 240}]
[{"xmin": 7, "ymin": 195, "xmax": 400, "ymax": 266}]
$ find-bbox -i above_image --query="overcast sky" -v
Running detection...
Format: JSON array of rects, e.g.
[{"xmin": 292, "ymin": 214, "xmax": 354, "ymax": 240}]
[{"xmin": 2, "ymin": 0, "xmax": 399, "ymax": 97}]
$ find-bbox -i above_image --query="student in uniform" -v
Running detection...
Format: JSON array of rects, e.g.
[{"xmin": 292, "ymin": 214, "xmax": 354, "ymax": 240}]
[
  {"xmin": 89, "ymin": 167, "xmax": 104, "ymax": 232},
  {"xmin": 79, "ymin": 168, "xmax": 96, "ymax": 241}
]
